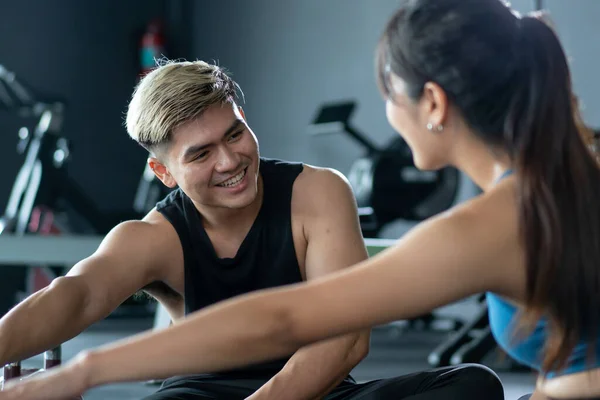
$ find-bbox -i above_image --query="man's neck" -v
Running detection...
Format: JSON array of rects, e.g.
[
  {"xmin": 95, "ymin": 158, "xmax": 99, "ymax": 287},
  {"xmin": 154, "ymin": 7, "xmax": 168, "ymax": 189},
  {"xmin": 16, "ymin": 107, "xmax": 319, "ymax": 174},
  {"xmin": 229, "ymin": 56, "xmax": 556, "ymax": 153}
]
[{"xmin": 194, "ymin": 175, "xmax": 264, "ymax": 231}]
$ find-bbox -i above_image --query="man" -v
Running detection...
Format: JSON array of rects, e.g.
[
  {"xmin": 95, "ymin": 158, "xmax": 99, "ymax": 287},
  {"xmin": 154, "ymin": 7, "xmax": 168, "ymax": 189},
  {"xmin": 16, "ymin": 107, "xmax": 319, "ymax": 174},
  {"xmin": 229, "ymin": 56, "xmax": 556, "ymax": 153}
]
[
  {"xmin": 124, "ymin": 60, "xmax": 371, "ymax": 398},
  {"xmin": 0, "ymin": 60, "xmax": 368, "ymax": 399},
  {"xmin": 0, "ymin": 60, "xmax": 498, "ymax": 399}
]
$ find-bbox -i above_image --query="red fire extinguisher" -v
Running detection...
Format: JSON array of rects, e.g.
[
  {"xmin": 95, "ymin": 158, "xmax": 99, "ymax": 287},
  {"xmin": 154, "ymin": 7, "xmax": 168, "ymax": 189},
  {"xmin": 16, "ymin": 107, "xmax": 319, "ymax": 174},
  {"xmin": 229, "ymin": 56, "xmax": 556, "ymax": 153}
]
[{"xmin": 140, "ymin": 19, "xmax": 166, "ymax": 77}]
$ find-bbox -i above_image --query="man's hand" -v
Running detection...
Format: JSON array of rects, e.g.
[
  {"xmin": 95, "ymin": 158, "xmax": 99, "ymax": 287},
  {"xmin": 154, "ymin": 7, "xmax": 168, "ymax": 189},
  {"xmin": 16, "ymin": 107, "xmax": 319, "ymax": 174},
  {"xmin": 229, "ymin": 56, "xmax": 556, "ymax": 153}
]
[{"xmin": 0, "ymin": 355, "xmax": 89, "ymax": 400}]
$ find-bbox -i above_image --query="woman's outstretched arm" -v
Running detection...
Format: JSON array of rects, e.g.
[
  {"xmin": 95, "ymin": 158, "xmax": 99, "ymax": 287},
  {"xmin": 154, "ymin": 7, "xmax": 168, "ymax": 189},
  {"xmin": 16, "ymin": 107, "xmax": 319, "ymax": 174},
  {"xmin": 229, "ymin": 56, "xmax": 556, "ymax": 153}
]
[{"xmin": 0, "ymin": 200, "xmax": 518, "ymax": 399}]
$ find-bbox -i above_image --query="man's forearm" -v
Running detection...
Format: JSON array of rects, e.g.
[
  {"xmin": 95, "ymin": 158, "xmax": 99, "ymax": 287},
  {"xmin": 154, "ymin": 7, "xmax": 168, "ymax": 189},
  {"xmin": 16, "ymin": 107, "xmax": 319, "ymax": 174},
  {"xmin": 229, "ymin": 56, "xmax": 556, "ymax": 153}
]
[
  {"xmin": 0, "ymin": 277, "xmax": 91, "ymax": 365},
  {"xmin": 251, "ymin": 331, "xmax": 369, "ymax": 400}
]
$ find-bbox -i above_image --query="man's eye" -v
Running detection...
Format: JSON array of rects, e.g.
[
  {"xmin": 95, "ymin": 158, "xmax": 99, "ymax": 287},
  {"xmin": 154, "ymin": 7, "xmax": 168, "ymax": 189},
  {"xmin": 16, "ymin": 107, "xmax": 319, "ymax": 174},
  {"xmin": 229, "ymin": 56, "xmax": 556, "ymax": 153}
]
[
  {"xmin": 229, "ymin": 130, "xmax": 244, "ymax": 141},
  {"xmin": 194, "ymin": 151, "xmax": 208, "ymax": 160}
]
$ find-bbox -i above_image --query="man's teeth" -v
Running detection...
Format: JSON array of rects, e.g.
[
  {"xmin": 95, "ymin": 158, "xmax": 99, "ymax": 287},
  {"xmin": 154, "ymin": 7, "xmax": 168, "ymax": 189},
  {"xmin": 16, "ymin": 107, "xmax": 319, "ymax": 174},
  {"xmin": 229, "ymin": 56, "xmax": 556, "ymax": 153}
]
[{"xmin": 219, "ymin": 169, "xmax": 246, "ymax": 187}]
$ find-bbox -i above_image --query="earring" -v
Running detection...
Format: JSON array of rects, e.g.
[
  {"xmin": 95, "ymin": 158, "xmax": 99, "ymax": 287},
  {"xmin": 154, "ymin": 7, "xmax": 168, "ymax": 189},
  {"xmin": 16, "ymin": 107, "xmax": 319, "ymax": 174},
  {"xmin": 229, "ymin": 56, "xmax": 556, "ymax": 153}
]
[{"xmin": 427, "ymin": 122, "xmax": 444, "ymax": 132}]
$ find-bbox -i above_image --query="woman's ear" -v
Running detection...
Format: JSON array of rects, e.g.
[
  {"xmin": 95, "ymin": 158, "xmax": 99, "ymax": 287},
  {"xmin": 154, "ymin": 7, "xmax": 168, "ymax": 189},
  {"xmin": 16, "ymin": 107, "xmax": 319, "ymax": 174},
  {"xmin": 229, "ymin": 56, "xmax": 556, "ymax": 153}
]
[{"xmin": 420, "ymin": 81, "xmax": 449, "ymax": 130}]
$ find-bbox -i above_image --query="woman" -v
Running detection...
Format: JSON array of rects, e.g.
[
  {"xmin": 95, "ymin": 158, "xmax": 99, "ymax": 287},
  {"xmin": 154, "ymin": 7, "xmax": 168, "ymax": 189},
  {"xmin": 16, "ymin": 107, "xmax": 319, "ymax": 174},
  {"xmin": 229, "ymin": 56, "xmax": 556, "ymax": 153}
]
[{"xmin": 2, "ymin": 0, "xmax": 600, "ymax": 399}]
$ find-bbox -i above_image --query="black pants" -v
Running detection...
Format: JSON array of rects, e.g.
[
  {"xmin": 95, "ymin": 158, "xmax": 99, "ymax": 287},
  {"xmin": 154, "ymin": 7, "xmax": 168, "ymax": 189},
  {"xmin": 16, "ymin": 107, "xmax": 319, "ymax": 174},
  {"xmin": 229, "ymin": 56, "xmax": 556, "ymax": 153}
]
[
  {"xmin": 518, "ymin": 395, "xmax": 600, "ymax": 400},
  {"xmin": 142, "ymin": 363, "xmax": 503, "ymax": 400}
]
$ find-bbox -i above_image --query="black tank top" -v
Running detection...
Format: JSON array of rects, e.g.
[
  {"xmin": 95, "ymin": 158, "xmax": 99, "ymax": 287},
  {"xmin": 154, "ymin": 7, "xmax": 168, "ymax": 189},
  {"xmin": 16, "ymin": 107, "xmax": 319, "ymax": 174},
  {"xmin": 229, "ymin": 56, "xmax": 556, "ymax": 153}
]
[{"xmin": 155, "ymin": 158, "xmax": 305, "ymax": 378}]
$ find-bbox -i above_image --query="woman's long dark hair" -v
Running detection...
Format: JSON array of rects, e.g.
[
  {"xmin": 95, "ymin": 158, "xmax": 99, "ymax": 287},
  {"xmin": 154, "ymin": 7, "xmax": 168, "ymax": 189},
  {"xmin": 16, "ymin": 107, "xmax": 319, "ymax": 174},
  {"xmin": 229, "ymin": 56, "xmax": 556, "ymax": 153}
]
[{"xmin": 377, "ymin": 0, "xmax": 600, "ymax": 375}]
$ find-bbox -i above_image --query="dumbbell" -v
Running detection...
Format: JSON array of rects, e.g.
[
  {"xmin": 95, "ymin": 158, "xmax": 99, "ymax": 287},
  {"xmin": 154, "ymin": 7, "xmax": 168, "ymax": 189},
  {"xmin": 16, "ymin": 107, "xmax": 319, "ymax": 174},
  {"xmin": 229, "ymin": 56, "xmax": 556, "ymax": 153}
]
[{"xmin": 2, "ymin": 345, "xmax": 84, "ymax": 399}]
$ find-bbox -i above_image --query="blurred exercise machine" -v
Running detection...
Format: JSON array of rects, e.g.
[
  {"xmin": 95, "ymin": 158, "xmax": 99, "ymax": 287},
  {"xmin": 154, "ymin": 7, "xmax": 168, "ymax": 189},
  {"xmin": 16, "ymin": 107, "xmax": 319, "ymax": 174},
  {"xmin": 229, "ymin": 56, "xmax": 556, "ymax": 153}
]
[
  {"xmin": 0, "ymin": 64, "xmax": 149, "ymax": 237},
  {"xmin": 0, "ymin": 64, "xmax": 167, "ymax": 318},
  {"xmin": 0, "ymin": 62, "xmax": 169, "ymax": 239}
]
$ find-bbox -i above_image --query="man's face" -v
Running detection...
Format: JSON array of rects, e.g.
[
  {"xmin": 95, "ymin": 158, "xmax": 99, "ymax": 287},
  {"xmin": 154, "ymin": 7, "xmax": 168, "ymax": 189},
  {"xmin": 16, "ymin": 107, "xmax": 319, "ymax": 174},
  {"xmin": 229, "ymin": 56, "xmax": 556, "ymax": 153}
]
[{"xmin": 152, "ymin": 102, "xmax": 261, "ymax": 211}]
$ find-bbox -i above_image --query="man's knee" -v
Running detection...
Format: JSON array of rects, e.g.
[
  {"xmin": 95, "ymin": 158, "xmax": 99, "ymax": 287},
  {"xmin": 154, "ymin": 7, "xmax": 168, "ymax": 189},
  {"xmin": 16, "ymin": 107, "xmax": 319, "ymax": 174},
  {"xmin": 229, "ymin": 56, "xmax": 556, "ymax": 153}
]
[
  {"xmin": 453, "ymin": 363, "xmax": 504, "ymax": 399},
  {"xmin": 141, "ymin": 388, "xmax": 192, "ymax": 400},
  {"xmin": 142, "ymin": 388, "xmax": 214, "ymax": 400}
]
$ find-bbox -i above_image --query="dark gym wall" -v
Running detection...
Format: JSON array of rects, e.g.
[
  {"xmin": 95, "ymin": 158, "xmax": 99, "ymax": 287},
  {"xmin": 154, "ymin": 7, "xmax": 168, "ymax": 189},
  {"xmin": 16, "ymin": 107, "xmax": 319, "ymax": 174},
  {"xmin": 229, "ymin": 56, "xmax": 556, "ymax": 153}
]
[
  {"xmin": 0, "ymin": 0, "xmax": 193, "ymax": 216},
  {"xmin": 544, "ymin": 0, "xmax": 600, "ymax": 126}
]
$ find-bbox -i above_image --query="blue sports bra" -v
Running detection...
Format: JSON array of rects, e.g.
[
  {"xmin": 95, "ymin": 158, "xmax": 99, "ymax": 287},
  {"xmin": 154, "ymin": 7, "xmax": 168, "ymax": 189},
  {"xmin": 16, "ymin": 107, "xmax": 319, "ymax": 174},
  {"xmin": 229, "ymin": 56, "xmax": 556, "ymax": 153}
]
[{"xmin": 486, "ymin": 169, "xmax": 600, "ymax": 377}]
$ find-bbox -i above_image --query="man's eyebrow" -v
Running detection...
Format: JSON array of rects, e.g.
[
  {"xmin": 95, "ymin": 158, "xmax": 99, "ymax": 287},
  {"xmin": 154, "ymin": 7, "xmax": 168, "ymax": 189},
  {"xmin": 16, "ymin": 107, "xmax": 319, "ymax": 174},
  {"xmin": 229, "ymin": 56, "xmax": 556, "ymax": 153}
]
[
  {"xmin": 181, "ymin": 119, "xmax": 244, "ymax": 161},
  {"xmin": 223, "ymin": 119, "xmax": 244, "ymax": 137}
]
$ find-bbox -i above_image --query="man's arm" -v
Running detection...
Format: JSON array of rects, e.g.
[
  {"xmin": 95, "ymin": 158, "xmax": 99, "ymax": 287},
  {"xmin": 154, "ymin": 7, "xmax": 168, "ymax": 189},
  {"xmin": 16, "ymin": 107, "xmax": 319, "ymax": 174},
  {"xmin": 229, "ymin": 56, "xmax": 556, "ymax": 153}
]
[
  {"xmin": 249, "ymin": 168, "xmax": 371, "ymax": 400},
  {"xmin": 0, "ymin": 216, "xmax": 174, "ymax": 366}
]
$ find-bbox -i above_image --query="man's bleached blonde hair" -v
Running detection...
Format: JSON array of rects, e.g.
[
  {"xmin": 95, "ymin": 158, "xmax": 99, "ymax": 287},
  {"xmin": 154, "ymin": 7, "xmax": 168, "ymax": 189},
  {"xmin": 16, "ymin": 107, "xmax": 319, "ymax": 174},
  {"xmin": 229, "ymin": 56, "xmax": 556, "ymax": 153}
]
[{"xmin": 126, "ymin": 59, "xmax": 242, "ymax": 154}]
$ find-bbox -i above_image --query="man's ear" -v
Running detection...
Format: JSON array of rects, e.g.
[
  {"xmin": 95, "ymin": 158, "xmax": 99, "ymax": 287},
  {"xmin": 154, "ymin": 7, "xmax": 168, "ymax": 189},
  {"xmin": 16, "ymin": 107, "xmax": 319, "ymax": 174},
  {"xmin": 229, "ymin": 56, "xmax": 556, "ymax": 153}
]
[{"xmin": 148, "ymin": 157, "xmax": 177, "ymax": 188}]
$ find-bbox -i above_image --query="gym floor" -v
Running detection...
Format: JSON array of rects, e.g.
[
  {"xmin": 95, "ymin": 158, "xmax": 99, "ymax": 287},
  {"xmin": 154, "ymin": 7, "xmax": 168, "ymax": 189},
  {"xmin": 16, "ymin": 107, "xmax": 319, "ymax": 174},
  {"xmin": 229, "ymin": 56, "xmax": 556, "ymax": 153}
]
[{"xmin": 20, "ymin": 300, "xmax": 537, "ymax": 400}]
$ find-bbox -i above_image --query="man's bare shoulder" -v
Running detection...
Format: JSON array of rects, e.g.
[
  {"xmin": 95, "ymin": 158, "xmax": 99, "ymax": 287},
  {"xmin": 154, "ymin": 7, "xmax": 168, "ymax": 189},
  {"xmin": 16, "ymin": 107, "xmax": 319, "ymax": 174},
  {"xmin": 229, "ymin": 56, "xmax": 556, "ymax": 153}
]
[
  {"xmin": 95, "ymin": 209, "xmax": 181, "ymax": 268},
  {"xmin": 295, "ymin": 164, "xmax": 349, "ymax": 182},
  {"xmin": 293, "ymin": 164, "xmax": 354, "ymax": 209},
  {"xmin": 139, "ymin": 209, "xmax": 182, "ymax": 254},
  {"xmin": 102, "ymin": 209, "xmax": 171, "ymax": 242},
  {"xmin": 141, "ymin": 208, "xmax": 175, "ymax": 228},
  {"xmin": 103, "ymin": 209, "xmax": 184, "ymax": 299}
]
